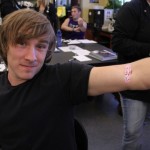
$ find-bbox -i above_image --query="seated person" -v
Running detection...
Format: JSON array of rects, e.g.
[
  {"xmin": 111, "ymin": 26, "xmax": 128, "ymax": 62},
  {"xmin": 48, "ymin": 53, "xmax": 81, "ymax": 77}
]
[{"xmin": 61, "ymin": 5, "xmax": 87, "ymax": 39}]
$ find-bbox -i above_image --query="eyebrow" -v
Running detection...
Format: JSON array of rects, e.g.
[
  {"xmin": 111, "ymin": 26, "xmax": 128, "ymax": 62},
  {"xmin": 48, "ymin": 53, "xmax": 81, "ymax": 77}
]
[{"xmin": 38, "ymin": 39, "xmax": 49, "ymax": 44}]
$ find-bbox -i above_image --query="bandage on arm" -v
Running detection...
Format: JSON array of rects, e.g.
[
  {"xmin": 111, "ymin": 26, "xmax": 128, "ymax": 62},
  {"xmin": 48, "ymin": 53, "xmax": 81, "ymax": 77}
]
[{"xmin": 124, "ymin": 64, "xmax": 132, "ymax": 83}]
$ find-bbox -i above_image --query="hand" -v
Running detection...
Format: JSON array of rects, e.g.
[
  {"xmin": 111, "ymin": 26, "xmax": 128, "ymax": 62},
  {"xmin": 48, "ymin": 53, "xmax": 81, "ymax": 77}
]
[
  {"xmin": 78, "ymin": 18, "xmax": 84, "ymax": 27},
  {"xmin": 73, "ymin": 27, "xmax": 81, "ymax": 32}
]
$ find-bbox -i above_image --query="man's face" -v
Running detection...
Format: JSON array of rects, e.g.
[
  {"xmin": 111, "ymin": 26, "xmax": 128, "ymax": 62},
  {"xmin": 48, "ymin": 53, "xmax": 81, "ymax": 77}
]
[
  {"xmin": 71, "ymin": 8, "xmax": 81, "ymax": 20},
  {"xmin": 7, "ymin": 37, "xmax": 49, "ymax": 85}
]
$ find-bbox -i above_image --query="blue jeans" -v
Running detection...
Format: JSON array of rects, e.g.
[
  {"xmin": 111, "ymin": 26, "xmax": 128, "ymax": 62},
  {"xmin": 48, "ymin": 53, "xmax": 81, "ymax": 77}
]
[{"xmin": 120, "ymin": 94, "xmax": 148, "ymax": 150}]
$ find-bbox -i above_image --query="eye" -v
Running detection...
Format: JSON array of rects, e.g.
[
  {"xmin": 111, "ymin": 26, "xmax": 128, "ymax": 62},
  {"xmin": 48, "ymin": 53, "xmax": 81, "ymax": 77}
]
[
  {"xmin": 37, "ymin": 44, "xmax": 46, "ymax": 49},
  {"xmin": 36, "ymin": 44, "xmax": 48, "ymax": 51},
  {"xmin": 16, "ymin": 41, "xmax": 26, "ymax": 47}
]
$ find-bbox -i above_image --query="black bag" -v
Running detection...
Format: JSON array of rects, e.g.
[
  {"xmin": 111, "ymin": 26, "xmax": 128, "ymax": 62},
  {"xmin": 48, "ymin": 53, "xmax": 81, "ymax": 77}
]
[{"xmin": 0, "ymin": 0, "xmax": 21, "ymax": 18}]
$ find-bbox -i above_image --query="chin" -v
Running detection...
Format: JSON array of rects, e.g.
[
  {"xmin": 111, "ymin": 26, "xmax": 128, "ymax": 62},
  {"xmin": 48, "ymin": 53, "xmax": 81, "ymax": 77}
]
[{"xmin": 20, "ymin": 71, "xmax": 37, "ymax": 80}]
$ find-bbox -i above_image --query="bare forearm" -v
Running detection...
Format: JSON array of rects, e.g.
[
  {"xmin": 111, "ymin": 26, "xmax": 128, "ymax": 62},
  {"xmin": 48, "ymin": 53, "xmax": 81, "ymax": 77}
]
[
  {"xmin": 88, "ymin": 58, "xmax": 150, "ymax": 96},
  {"xmin": 61, "ymin": 18, "xmax": 73, "ymax": 32},
  {"xmin": 61, "ymin": 25, "xmax": 73, "ymax": 32},
  {"xmin": 79, "ymin": 22, "xmax": 87, "ymax": 32},
  {"xmin": 128, "ymin": 58, "xmax": 150, "ymax": 90},
  {"xmin": 88, "ymin": 65, "xmax": 127, "ymax": 96}
]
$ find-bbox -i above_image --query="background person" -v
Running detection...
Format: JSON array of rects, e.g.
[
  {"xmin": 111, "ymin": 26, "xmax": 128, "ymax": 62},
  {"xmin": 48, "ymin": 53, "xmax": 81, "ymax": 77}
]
[
  {"xmin": 112, "ymin": 0, "xmax": 150, "ymax": 149},
  {"xmin": 0, "ymin": 0, "xmax": 21, "ymax": 19},
  {"xmin": 61, "ymin": 5, "xmax": 87, "ymax": 39},
  {"xmin": 34, "ymin": 0, "xmax": 58, "ymax": 33},
  {"xmin": 1, "ymin": 9, "xmax": 150, "ymax": 150}
]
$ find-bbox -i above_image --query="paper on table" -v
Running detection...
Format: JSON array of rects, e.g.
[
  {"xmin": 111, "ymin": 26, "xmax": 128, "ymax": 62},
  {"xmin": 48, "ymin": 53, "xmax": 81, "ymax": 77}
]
[
  {"xmin": 73, "ymin": 55, "xmax": 92, "ymax": 62},
  {"xmin": 58, "ymin": 46, "xmax": 90, "ymax": 55},
  {"xmin": 58, "ymin": 46, "xmax": 72, "ymax": 52},
  {"xmin": 71, "ymin": 49, "xmax": 90, "ymax": 56},
  {"xmin": 67, "ymin": 39, "xmax": 97, "ymax": 44},
  {"xmin": 67, "ymin": 40, "xmax": 81, "ymax": 44},
  {"xmin": 54, "ymin": 48, "xmax": 60, "ymax": 52},
  {"xmin": 77, "ymin": 39, "xmax": 97, "ymax": 43}
]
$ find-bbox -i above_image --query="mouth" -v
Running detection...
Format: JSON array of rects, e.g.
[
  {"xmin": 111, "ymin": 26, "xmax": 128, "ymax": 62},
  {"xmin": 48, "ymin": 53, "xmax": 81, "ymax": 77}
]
[{"xmin": 20, "ymin": 64, "xmax": 37, "ymax": 70}]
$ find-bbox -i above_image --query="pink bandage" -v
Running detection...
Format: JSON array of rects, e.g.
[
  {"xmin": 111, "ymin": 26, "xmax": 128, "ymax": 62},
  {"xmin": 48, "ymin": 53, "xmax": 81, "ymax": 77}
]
[{"xmin": 124, "ymin": 64, "xmax": 132, "ymax": 83}]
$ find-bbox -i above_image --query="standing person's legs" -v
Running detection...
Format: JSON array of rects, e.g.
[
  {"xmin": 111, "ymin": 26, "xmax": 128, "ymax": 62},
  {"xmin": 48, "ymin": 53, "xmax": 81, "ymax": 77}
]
[{"xmin": 120, "ymin": 95, "xmax": 147, "ymax": 150}]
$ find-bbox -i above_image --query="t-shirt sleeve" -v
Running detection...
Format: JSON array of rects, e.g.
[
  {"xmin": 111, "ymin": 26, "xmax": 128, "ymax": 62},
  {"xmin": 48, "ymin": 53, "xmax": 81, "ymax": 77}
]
[{"xmin": 57, "ymin": 62, "xmax": 93, "ymax": 105}]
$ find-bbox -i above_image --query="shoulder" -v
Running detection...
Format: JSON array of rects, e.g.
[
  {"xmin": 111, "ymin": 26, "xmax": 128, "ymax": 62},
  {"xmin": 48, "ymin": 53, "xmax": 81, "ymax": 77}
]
[
  {"xmin": 116, "ymin": 0, "xmax": 143, "ymax": 20},
  {"xmin": 36, "ymin": 63, "xmax": 92, "ymax": 90},
  {"xmin": 121, "ymin": 0, "xmax": 145, "ymax": 12},
  {"xmin": 63, "ymin": 18, "xmax": 70, "ymax": 23},
  {"xmin": 45, "ymin": 62, "xmax": 92, "ymax": 77}
]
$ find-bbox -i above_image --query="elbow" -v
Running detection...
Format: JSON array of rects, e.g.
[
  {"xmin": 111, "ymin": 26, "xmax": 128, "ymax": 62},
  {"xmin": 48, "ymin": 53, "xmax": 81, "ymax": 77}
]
[
  {"xmin": 140, "ymin": 83, "xmax": 150, "ymax": 90},
  {"xmin": 60, "ymin": 25, "xmax": 63, "ymax": 30},
  {"xmin": 61, "ymin": 23, "xmax": 66, "ymax": 30}
]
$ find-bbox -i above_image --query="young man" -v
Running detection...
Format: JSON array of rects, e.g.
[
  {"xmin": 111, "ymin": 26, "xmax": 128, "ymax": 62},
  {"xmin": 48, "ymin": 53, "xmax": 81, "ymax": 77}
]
[
  {"xmin": 61, "ymin": 5, "xmax": 87, "ymax": 39},
  {"xmin": 0, "ymin": 9, "xmax": 150, "ymax": 150}
]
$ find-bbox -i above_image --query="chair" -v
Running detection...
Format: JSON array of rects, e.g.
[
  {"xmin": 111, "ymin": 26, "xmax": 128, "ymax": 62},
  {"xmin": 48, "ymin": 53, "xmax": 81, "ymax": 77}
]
[{"xmin": 74, "ymin": 118, "xmax": 88, "ymax": 150}]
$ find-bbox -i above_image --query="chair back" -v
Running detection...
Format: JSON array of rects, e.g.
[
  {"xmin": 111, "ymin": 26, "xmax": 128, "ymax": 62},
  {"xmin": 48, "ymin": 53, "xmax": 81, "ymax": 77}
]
[{"xmin": 74, "ymin": 118, "xmax": 88, "ymax": 150}]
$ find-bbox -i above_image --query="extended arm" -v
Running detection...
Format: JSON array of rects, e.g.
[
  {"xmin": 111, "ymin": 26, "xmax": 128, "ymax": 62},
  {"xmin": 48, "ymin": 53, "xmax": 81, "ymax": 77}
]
[{"xmin": 88, "ymin": 57, "xmax": 150, "ymax": 96}]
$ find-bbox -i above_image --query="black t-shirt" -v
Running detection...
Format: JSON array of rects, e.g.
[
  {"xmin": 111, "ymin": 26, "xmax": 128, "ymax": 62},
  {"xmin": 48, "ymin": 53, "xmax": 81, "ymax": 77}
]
[{"xmin": 0, "ymin": 62, "xmax": 92, "ymax": 150}]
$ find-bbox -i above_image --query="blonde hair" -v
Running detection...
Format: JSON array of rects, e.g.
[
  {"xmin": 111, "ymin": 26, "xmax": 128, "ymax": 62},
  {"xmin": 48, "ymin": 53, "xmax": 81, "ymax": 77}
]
[
  {"xmin": 37, "ymin": 0, "xmax": 50, "ymax": 7},
  {"xmin": 0, "ymin": 9, "xmax": 56, "ymax": 65}
]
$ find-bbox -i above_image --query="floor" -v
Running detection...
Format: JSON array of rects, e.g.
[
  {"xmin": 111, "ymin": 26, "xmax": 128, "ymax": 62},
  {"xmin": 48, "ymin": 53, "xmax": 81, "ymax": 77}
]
[{"xmin": 75, "ymin": 93, "xmax": 150, "ymax": 150}]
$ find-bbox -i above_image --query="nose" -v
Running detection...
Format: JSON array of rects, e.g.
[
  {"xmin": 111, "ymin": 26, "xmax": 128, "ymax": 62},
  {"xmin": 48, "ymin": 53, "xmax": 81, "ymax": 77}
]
[{"xmin": 25, "ymin": 46, "xmax": 37, "ymax": 62}]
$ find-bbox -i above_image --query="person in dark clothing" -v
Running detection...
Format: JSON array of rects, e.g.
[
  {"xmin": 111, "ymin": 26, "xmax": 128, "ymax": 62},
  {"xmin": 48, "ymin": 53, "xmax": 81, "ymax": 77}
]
[
  {"xmin": 61, "ymin": 5, "xmax": 87, "ymax": 39},
  {"xmin": 34, "ymin": 0, "xmax": 58, "ymax": 33},
  {"xmin": 0, "ymin": 0, "xmax": 20, "ymax": 18},
  {"xmin": 112, "ymin": 0, "xmax": 150, "ymax": 149},
  {"xmin": 1, "ymin": 9, "xmax": 150, "ymax": 150}
]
